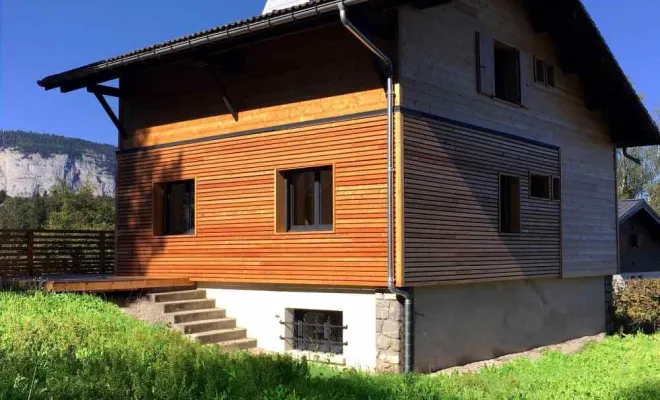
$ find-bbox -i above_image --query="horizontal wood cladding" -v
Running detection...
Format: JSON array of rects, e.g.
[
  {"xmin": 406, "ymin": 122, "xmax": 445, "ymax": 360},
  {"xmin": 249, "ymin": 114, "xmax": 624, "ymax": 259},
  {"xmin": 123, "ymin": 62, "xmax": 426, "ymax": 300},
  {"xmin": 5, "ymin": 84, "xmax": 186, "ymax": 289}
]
[
  {"xmin": 119, "ymin": 24, "xmax": 388, "ymax": 150},
  {"xmin": 403, "ymin": 114, "xmax": 561, "ymax": 285},
  {"xmin": 116, "ymin": 115, "xmax": 390, "ymax": 286}
]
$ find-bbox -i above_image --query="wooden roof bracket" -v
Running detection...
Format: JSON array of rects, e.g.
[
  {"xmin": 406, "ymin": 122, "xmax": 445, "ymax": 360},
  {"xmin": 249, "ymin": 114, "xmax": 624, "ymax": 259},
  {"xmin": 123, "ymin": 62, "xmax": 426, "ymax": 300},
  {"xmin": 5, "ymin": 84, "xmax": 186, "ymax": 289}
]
[
  {"xmin": 87, "ymin": 85, "xmax": 128, "ymax": 138},
  {"xmin": 196, "ymin": 61, "xmax": 239, "ymax": 122}
]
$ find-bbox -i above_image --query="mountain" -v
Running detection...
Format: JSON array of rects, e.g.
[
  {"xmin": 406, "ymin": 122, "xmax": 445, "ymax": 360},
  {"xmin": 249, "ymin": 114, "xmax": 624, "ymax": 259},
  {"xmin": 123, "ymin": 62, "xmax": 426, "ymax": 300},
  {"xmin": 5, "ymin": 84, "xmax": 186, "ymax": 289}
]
[{"xmin": 0, "ymin": 130, "xmax": 115, "ymax": 197}]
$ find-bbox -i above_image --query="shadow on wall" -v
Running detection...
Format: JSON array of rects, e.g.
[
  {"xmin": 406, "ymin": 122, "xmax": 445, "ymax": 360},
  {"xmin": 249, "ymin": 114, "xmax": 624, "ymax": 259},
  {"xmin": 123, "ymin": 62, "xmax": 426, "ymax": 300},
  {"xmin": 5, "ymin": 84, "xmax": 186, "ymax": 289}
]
[{"xmin": 116, "ymin": 149, "xmax": 185, "ymax": 277}]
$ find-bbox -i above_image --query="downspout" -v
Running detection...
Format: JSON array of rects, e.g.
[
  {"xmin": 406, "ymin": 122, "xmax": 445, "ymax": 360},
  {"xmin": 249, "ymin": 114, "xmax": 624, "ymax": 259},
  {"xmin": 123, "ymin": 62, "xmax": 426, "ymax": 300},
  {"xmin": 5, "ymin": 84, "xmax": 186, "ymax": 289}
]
[{"xmin": 338, "ymin": 3, "xmax": 414, "ymax": 373}]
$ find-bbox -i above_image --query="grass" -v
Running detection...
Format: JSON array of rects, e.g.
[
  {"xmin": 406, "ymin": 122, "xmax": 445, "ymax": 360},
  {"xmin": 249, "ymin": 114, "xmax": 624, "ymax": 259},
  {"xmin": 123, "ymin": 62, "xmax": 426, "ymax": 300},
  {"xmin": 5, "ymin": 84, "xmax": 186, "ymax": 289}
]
[{"xmin": 0, "ymin": 292, "xmax": 659, "ymax": 400}]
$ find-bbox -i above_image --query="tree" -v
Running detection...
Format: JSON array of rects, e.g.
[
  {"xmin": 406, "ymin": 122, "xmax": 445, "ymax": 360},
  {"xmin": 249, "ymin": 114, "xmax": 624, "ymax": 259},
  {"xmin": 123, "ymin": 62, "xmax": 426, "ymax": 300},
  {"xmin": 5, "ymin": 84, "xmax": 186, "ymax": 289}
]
[{"xmin": 45, "ymin": 182, "xmax": 114, "ymax": 230}]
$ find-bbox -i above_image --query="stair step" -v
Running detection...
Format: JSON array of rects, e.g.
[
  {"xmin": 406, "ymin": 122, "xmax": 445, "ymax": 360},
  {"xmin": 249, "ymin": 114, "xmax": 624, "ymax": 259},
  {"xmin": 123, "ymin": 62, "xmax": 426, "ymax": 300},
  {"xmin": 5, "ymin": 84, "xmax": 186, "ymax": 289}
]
[
  {"xmin": 191, "ymin": 328, "xmax": 247, "ymax": 344},
  {"xmin": 176, "ymin": 318, "xmax": 237, "ymax": 334},
  {"xmin": 162, "ymin": 299, "xmax": 216, "ymax": 313},
  {"xmin": 216, "ymin": 338, "xmax": 258, "ymax": 351},
  {"xmin": 151, "ymin": 290, "xmax": 207, "ymax": 303},
  {"xmin": 171, "ymin": 308, "xmax": 226, "ymax": 324}
]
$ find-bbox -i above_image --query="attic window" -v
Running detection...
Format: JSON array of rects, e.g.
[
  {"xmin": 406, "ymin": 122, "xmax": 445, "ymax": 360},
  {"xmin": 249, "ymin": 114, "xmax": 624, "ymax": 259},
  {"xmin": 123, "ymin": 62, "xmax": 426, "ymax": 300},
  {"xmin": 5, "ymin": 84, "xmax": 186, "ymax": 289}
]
[
  {"xmin": 534, "ymin": 57, "xmax": 556, "ymax": 87},
  {"xmin": 494, "ymin": 41, "xmax": 521, "ymax": 104},
  {"xmin": 629, "ymin": 233, "xmax": 639, "ymax": 250}
]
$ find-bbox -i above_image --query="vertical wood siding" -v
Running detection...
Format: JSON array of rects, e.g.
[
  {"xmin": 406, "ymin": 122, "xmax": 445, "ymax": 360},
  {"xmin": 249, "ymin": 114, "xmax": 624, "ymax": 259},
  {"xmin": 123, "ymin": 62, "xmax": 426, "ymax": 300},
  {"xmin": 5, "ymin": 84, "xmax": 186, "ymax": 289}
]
[
  {"xmin": 403, "ymin": 113, "xmax": 561, "ymax": 284},
  {"xmin": 398, "ymin": 0, "xmax": 616, "ymax": 277},
  {"xmin": 116, "ymin": 115, "xmax": 390, "ymax": 286}
]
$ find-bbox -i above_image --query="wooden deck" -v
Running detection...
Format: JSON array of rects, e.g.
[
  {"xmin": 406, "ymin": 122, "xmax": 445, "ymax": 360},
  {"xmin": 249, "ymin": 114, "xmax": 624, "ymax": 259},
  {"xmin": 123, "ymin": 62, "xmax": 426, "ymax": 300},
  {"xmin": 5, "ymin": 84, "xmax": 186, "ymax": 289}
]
[{"xmin": 2, "ymin": 274, "xmax": 192, "ymax": 292}]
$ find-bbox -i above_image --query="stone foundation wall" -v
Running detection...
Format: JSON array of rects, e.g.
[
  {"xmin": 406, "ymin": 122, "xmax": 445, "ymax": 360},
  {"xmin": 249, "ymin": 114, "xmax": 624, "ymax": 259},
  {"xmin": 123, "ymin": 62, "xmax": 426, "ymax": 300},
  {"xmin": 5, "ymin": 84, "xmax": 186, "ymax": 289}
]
[{"xmin": 375, "ymin": 292, "xmax": 404, "ymax": 373}]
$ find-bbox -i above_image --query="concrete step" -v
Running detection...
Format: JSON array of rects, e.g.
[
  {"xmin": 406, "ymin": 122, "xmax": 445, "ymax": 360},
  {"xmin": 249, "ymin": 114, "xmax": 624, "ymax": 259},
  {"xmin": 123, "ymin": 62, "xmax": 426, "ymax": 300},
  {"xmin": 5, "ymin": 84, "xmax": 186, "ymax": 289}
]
[
  {"xmin": 216, "ymin": 338, "xmax": 258, "ymax": 350},
  {"xmin": 162, "ymin": 299, "xmax": 216, "ymax": 313},
  {"xmin": 175, "ymin": 318, "xmax": 237, "ymax": 334},
  {"xmin": 150, "ymin": 290, "xmax": 207, "ymax": 303},
  {"xmin": 171, "ymin": 308, "xmax": 226, "ymax": 324},
  {"xmin": 191, "ymin": 327, "xmax": 248, "ymax": 344}
]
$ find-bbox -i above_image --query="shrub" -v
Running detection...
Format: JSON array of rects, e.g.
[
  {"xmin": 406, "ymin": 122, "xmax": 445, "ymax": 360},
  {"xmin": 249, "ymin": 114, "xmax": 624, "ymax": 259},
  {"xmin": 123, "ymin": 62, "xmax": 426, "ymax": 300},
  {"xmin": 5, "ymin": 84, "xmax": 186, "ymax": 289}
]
[{"xmin": 613, "ymin": 278, "xmax": 660, "ymax": 332}]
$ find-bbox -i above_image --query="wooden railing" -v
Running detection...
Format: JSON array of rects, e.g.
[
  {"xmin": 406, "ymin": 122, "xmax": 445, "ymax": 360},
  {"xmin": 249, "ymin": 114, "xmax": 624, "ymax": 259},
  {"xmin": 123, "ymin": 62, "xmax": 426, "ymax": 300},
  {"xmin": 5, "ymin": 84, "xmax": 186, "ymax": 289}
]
[{"xmin": 0, "ymin": 230, "xmax": 115, "ymax": 277}]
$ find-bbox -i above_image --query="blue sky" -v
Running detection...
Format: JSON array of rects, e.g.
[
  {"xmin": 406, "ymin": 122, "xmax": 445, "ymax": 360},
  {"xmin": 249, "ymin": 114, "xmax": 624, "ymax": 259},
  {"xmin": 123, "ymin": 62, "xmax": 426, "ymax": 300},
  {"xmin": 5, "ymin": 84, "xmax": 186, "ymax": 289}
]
[{"xmin": 1, "ymin": 0, "xmax": 658, "ymax": 145}]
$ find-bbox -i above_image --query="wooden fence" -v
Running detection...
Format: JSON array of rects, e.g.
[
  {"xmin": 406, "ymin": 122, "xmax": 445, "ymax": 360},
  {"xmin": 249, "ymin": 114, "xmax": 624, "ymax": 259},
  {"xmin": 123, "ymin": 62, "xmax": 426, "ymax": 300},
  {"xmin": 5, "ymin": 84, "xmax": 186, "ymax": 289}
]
[{"xmin": 0, "ymin": 230, "xmax": 115, "ymax": 277}]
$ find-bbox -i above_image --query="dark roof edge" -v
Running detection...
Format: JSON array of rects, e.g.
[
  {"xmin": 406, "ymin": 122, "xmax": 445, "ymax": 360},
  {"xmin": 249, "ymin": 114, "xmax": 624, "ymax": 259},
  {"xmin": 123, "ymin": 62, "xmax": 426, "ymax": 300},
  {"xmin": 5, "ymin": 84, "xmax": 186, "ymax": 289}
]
[
  {"xmin": 37, "ymin": 0, "xmax": 375, "ymax": 91},
  {"xmin": 575, "ymin": 1, "xmax": 660, "ymax": 147},
  {"xmin": 619, "ymin": 199, "xmax": 660, "ymax": 226}
]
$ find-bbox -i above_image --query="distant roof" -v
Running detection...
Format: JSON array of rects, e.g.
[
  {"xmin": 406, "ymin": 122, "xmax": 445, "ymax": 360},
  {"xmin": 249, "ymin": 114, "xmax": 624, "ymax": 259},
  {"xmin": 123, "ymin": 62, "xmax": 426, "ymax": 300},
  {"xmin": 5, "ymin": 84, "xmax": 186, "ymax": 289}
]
[
  {"xmin": 619, "ymin": 199, "xmax": 660, "ymax": 225},
  {"xmin": 37, "ymin": 0, "xmax": 659, "ymax": 147},
  {"xmin": 263, "ymin": 0, "xmax": 309, "ymax": 14}
]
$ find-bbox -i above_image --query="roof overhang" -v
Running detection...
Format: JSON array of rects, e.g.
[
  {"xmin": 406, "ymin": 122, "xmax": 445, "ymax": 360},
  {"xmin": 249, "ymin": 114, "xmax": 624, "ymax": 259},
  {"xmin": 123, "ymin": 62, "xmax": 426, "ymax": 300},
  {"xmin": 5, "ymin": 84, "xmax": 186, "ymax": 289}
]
[{"xmin": 38, "ymin": 0, "xmax": 659, "ymax": 147}]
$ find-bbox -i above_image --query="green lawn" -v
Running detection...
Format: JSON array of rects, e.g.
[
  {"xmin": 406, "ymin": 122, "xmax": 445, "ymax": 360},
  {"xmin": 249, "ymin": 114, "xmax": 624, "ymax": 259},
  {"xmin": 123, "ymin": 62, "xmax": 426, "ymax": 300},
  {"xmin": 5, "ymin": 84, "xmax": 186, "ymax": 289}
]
[{"xmin": 0, "ymin": 292, "xmax": 658, "ymax": 400}]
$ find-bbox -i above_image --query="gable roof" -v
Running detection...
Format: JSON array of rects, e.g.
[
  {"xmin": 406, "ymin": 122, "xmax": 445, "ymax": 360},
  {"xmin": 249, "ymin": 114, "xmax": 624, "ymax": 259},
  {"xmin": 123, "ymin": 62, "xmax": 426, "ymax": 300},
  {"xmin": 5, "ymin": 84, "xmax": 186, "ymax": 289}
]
[
  {"xmin": 618, "ymin": 199, "xmax": 660, "ymax": 226},
  {"xmin": 37, "ymin": 0, "xmax": 659, "ymax": 147}
]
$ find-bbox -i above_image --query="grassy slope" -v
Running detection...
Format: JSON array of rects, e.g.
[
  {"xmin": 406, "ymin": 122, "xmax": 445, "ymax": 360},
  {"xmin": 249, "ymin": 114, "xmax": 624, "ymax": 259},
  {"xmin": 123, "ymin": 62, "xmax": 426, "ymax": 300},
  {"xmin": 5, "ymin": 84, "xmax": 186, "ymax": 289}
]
[{"xmin": 0, "ymin": 292, "xmax": 659, "ymax": 400}]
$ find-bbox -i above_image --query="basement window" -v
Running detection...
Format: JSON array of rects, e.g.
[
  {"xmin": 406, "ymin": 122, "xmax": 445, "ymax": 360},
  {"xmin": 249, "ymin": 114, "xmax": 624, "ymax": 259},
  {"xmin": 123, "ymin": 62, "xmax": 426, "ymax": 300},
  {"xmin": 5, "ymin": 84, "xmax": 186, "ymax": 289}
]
[
  {"xmin": 499, "ymin": 174, "xmax": 521, "ymax": 234},
  {"xmin": 280, "ymin": 166, "xmax": 333, "ymax": 232},
  {"xmin": 494, "ymin": 41, "xmax": 521, "ymax": 104},
  {"xmin": 153, "ymin": 179, "xmax": 195, "ymax": 236},
  {"xmin": 285, "ymin": 309, "xmax": 345, "ymax": 354},
  {"xmin": 530, "ymin": 174, "xmax": 551, "ymax": 199}
]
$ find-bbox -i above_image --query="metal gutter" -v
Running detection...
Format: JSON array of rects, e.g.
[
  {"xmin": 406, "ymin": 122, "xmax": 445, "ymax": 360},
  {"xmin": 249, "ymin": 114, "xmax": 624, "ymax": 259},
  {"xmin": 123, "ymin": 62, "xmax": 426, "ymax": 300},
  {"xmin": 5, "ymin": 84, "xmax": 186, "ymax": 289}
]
[
  {"xmin": 38, "ymin": 0, "xmax": 375, "ymax": 91},
  {"xmin": 338, "ymin": 2, "xmax": 414, "ymax": 374}
]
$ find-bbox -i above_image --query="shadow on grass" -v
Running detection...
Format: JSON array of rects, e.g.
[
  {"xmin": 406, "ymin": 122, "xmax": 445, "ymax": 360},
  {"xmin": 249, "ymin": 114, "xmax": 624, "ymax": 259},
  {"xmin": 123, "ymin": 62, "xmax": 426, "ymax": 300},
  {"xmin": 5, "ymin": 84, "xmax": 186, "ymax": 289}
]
[{"xmin": 617, "ymin": 381, "xmax": 660, "ymax": 400}]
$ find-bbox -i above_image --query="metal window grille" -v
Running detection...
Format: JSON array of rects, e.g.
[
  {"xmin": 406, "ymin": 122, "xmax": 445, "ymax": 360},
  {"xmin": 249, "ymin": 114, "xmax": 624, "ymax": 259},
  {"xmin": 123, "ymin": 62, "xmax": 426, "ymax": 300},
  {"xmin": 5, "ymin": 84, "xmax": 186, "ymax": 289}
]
[{"xmin": 280, "ymin": 309, "xmax": 347, "ymax": 354}]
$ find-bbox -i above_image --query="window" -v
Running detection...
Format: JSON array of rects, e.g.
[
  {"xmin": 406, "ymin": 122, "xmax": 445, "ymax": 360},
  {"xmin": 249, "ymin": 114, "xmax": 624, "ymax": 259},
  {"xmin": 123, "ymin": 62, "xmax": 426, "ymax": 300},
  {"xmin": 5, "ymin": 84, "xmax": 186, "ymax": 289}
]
[
  {"xmin": 153, "ymin": 179, "xmax": 195, "ymax": 236},
  {"xmin": 477, "ymin": 32, "xmax": 530, "ymax": 105},
  {"xmin": 493, "ymin": 41, "xmax": 521, "ymax": 104},
  {"xmin": 534, "ymin": 57, "xmax": 556, "ymax": 87},
  {"xmin": 552, "ymin": 177, "xmax": 561, "ymax": 201},
  {"xmin": 291, "ymin": 309, "xmax": 344, "ymax": 354},
  {"xmin": 499, "ymin": 175, "xmax": 521, "ymax": 233},
  {"xmin": 629, "ymin": 233, "xmax": 639, "ymax": 250},
  {"xmin": 530, "ymin": 174, "xmax": 551, "ymax": 199},
  {"xmin": 282, "ymin": 166, "xmax": 333, "ymax": 231}
]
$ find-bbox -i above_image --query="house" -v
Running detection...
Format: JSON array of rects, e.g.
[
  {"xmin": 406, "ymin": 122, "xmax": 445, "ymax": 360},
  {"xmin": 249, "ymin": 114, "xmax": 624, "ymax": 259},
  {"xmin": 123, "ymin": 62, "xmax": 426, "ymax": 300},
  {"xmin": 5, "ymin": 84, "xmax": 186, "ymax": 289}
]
[
  {"xmin": 37, "ymin": 0, "xmax": 660, "ymax": 373},
  {"xmin": 618, "ymin": 199, "xmax": 660, "ymax": 278}
]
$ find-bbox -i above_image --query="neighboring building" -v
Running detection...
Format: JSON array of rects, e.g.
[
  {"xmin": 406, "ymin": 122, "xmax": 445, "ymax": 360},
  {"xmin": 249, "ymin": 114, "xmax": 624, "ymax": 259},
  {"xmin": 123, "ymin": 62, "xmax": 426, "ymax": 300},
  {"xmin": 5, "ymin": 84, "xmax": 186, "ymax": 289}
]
[
  {"xmin": 618, "ymin": 199, "xmax": 660, "ymax": 278},
  {"xmin": 38, "ymin": 0, "xmax": 659, "ymax": 372}
]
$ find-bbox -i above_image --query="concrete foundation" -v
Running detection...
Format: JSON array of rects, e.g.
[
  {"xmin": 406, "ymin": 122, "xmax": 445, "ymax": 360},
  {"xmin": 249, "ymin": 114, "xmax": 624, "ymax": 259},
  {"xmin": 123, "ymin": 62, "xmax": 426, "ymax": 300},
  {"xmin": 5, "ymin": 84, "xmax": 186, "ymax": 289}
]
[
  {"xmin": 413, "ymin": 276, "xmax": 606, "ymax": 372},
  {"xmin": 200, "ymin": 285, "xmax": 378, "ymax": 369}
]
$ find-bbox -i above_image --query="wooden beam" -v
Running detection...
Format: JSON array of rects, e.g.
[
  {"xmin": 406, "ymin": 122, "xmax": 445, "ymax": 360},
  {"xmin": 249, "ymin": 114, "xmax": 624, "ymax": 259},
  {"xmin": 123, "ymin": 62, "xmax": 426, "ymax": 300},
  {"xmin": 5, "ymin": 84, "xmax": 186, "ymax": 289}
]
[
  {"xmin": 87, "ymin": 84, "xmax": 122, "ymax": 98},
  {"xmin": 195, "ymin": 60, "xmax": 239, "ymax": 121},
  {"xmin": 91, "ymin": 91, "xmax": 128, "ymax": 138}
]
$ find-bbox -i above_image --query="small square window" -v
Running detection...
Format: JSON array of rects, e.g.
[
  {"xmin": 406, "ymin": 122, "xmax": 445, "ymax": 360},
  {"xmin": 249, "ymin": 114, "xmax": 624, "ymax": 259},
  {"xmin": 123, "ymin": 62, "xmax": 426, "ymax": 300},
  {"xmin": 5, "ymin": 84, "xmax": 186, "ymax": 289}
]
[
  {"xmin": 494, "ymin": 41, "xmax": 521, "ymax": 104},
  {"xmin": 153, "ymin": 179, "xmax": 195, "ymax": 236},
  {"xmin": 552, "ymin": 177, "xmax": 561, "ymax": 201},
  {"xmin": 280, "ymin": 166, "xmax": 333, "ymax": 232},
  {"xmin": 530, "ymin": 174, "xmax": 551, "ymax": 199},
  {"xmin": 500, "ymin": 174, "xmax": 521, "ymax": 233}
]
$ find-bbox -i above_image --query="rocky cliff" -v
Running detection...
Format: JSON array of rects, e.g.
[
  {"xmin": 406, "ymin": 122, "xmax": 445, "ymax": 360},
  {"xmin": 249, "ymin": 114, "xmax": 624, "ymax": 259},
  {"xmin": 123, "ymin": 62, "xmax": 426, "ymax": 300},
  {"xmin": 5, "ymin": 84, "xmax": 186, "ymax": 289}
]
[{"xmin": 0, "ymin": 130, "xmax": 115, "ymax": 197}]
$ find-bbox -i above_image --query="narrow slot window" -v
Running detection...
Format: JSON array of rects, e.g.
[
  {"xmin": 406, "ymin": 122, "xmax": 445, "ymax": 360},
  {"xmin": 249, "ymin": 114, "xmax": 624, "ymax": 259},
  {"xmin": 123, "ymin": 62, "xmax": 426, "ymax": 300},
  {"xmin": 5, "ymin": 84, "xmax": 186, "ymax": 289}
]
[
  {"xmin": 629, "ymin": 233, "xmax": 639, "ymax": 250},
  {"xmin": 552, "ymin": 177, "xmax": 561, "ymax": 201},
  {"xmin": 534, "ymin": 57, "xmax": 546, "ymax": 84},
  {"xmin": 500, "ymin": 175, "xmax": 521, "ymax": 233},
  {"xmin": 546, "ymin": 65, "xmax": 556, "ymax": 87},
  {"xmin": 530, "ymin": 174, "xmax": 551, "ymax": 199}
]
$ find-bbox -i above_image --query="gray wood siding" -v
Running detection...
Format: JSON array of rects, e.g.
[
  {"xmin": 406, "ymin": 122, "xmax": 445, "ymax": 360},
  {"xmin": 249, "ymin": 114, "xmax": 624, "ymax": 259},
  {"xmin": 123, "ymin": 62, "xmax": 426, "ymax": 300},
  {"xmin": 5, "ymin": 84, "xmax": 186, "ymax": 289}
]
[
  {"xmin": 398, "ymin": 0, "xmax": 617, "ymax": 278},
  {"xmin": 403, "ymin": 113, "xmax": 561, "ymax": 284}
]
